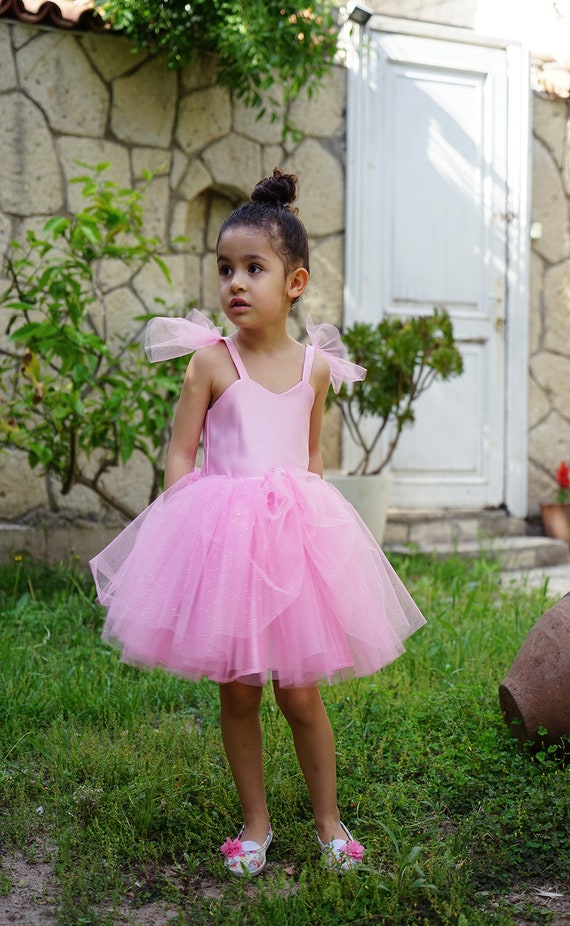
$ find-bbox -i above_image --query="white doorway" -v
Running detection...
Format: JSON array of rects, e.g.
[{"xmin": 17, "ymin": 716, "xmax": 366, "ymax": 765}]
[{"xmin": 345, "ymin": 21, "xmax": 531, "ymax": 516}]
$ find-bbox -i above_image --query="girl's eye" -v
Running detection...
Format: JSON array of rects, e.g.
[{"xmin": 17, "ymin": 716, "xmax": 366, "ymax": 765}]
[
  {"xmin": 219, "ymin": 265, "xmax": 231, "ymax": 276},
  {"xmin": 249, "ymin": 264, "xmax": 262, "ymax": 274}
]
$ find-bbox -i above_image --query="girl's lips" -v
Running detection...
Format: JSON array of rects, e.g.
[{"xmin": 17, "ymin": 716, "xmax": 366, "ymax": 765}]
[{"xmin": 229, "ymin": 300, "xmax": 250, "ymax": 311}]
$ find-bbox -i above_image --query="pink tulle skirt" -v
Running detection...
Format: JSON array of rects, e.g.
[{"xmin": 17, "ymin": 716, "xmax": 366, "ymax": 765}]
[{"xmin": 90, "ymin": 468, "xmax": 426, "ymax": 687}]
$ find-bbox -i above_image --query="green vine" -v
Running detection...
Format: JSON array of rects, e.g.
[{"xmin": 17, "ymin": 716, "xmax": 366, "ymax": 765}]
[{"xmin": 95, "ymin": 0, "xmax": 339, "ymax": 119}]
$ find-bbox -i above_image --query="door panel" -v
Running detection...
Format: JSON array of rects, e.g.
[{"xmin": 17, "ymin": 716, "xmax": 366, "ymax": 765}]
[{"xmin": 347, "ymin": 33, "xmax": 509, "ymax": 508}]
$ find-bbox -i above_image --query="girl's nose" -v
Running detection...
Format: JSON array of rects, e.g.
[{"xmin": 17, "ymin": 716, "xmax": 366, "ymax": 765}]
[{"xmin": 231, "ymin": 272, "xmax": 246, "ymax": 292}]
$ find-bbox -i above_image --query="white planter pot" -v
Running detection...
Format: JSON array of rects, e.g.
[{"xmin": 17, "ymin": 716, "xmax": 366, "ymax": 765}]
[{"xmin": 325, "ymin": 472, "xmax": 393, "ymax": 545}]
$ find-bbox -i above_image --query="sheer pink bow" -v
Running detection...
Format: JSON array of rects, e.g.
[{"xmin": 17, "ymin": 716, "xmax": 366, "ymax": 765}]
[
  {"xmin": 306, "ymin": 315, "xmax": 366, "ymax": 393},
  {"xmin": 145, "ymin": 309, "xmax": 367, "ymax": 392},
  {"xmin": 145, "ymin": 309, "xmax": 222, "ymax": 362}
]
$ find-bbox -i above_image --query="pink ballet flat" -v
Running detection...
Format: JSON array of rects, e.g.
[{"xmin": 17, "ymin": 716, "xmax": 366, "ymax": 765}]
[
  {"xmin": 316, "ymin": 822, "xmax": 365, "ymax": 871},
  {"xmin": 220, "ymin": 825, "xmax": 273, "ymax": 877}
]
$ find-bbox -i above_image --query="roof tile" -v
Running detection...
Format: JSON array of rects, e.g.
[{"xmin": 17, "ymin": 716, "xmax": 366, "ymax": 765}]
[{"xmin": 0, "ymin": 0, "xmax": 106, "ymax": 31}]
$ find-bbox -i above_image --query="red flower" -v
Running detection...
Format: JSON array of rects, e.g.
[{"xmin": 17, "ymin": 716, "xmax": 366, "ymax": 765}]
[
  {"xmin": 554, "ymin": 461, "xmax": 570, "ymax": 503},
  {"xmin": 556, "ymin": 462, "xmax": 570, "ymax": 490}
]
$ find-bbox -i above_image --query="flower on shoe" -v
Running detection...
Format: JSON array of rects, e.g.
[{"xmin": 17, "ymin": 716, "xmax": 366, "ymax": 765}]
[
  {"xmin": 220, "ymin": 837, "xmax": 244, "ymax": 859},
  {"xmin": 340, "ymin": 839, "xmax": 365, "ymax": 862}
]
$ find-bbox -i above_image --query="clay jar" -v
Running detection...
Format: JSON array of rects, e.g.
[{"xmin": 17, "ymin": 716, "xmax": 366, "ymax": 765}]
[{"xmin": 499, "ymin": 593, "xmax": 570, "ymax": 751}]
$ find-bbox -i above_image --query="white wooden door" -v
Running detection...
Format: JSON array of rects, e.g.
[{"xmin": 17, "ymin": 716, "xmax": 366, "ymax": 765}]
[{"xmin": 345, "ymin": 29, "xmax": 529, "ymax": 511}]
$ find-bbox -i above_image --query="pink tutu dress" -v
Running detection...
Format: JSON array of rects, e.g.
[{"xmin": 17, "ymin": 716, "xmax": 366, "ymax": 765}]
[{"xmin": 90, "ymin": 310, "xmax": 426, "ymax": 687}]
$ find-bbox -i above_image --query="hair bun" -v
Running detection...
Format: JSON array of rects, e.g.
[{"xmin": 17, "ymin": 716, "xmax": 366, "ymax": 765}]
[{"xmin": 251, "ymin": 168, "xmax": 298, "ymax": 210}]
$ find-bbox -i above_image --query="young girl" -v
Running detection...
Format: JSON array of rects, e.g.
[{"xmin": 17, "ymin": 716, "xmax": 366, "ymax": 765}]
[{"xmin": 90, "ymin": 169, "xmax": 426, "ymax": 877}]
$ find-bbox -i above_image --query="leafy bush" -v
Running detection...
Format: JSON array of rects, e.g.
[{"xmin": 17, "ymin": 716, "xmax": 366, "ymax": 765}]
[
  {"xmin": 328, "ymin": 308, "xmax": 464, "ymax": 474},
  {"xmin": 96, "ymin": 0, "xmax": 339, "ymax": 121},
  {"xmin": 0, "ymin": 165, "xmax": 188, "ymax": 520}
]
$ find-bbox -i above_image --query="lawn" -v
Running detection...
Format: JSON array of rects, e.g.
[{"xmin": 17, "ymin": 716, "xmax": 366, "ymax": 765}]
[{"xmin": 0, "ymin": 553, "xmax": 568, "ymax": 925}]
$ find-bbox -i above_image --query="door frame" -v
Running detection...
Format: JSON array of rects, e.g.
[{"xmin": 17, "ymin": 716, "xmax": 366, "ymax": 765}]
[{"xmin": 344, "ymin": 16, "xmax": 532, "ymax": 518}]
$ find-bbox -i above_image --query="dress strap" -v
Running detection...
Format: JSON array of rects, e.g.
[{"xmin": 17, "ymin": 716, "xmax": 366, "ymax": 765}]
[
  {"xmin": 223, "ymin": 337, "xmax": 249, "ymax": 380},
  {"xmin": 302, "ymin": 345, "xmax": 315, "ymax": 383}
]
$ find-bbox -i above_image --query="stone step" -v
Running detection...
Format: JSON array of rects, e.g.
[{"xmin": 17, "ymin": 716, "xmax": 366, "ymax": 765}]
[
  {"xmin": 384, "ymin": 508, "xmax": 528, "ymax": 546},
  {"xmin": 387, "ymin": 535, "xmax": 570, "ymax": 571}
]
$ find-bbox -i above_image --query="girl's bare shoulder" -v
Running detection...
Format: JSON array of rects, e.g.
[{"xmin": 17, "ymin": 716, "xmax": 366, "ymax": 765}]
[{"xmin": 310, "ymin": 349, "xmax": 332, "ymax": 390}]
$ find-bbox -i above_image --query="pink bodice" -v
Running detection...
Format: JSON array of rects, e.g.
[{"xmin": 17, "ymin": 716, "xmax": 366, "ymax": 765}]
[{"xmin": 203, "ymin": 339, "xmax": 315, "ymax": 478}]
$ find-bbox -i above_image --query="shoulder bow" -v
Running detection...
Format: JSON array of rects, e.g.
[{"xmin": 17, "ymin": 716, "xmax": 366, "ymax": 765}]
[
  {"xmin": 306, "ymin": 315, "xmax": 366, "ymax": 393},
  {"xmin": 145, "ymin": 309, "xmax": 223, "ymax": 363}
]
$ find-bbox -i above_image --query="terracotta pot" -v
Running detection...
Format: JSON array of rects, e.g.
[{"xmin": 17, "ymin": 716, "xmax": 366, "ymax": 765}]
[
  {"xmin": 499, "ymin": 593, "xmax": 570, "ymax": 751},
  {"xmin": 540, "ymin": 503, "xmax": 570, "ymax": 544}
]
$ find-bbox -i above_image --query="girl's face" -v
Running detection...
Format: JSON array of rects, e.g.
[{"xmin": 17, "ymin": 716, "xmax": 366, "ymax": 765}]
[{"xmin": 217, "ymin": 226, "xmax": 306, "ymax": 331}]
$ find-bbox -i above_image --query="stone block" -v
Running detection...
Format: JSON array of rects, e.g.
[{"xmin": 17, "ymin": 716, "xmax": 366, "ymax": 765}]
[
  {"xmin": 564, "ymin": 116, "xmax": 570, "ymax": 196},
  {"xmin": 262, "ymin": 146, "xmax": 285, "ymax": 177},
  {"xmin": 528, "ymin": 460, "xmax": 554, "ymax": 514},
  {"xmin": 176, "ymin": 86, "xmax": 232, "ymax": 157},
  {"xmin": 202, "ymin": 135, "xmax": 262, "ymax": 196},
  {"xmin": 180, "ymin": 55, "xmax": 218, "ymax": 92},
  {"xmin": 112, "ymin": 57, "xmax": 177, "ymax": 146},
  {"xmin": 543, "ymin": 259, "xmax": 570, "ymax": 353},
  {"xmin": 206, "ymin": 192, "xmax": 236, "ymax": 250},
  {"xmin": 17, "ymin": 33, "xmax": 109, "ymax": 137},
  {"xmin": 531, "ymin": 136, "xmax": 570, "ymax": 264},
  {"xmin": 303, "ymin": 234, "xmax": 344, "ymax": 326},
  {"xmin": 171, "ymin": 149, "xmax": 189, "ymax": 191},
  {"xmin": 289, "ymin": 66, "xmax": 346, "ymax": 139},
  {"xmin": 284, "ymin": 140, "xmax": 344, "ymax": 236},
  {"xmin": 201, "ymin": 251, "xmax": 219, "ymax": 312},
  {"xmin": 0, "ymin": 93, "xmax": 62, "ymax": 215},
  {"xmin": 11, "ymin": 23, "xmax": 36, "ymax": 49},
  {"xmin": 0, "ymin": 523, "xmax": 122, "ymax": 566},
  {"xmin": 133, "ymin": 253, "xmax": 201, "ymax": 314},
  {"xmin": 233, "ymin": 87, "xmax": 284, "ymax": 145},
  {"xmin": 0, "ymin": 213, "xmax": 12, "ymax": 267},
  {"xmin": 132, "ymin": 148, "xmax": 172, "ymax": 180},
  {"xmin": 179, "ymin": 159, "xmax": 214, "ymax": 202},
  {"xmin": 0, "ymin": 451, "xmax": 49, "ymax": 519},
  {"xmin": 528, "ymin": 374, "xmax": 551, "ymax": 430},
  {"xmin": 528, "ymin": 250, "xmax": 544, "ymax": 355},
  {"xmin": 533, "ymin": 94, "xmax": 567, "ymax": 168},
  {"xmin": 530, "ymin": 351, "xmax": 570, "ymax": 418},
  {"xmin": 170, "ymin": 198, "xmax": 207, "ymax": 254},
  {"xmin": 102, "ymin": 286, "xmax": 146, "ymax": 340},
  {"xmin": 0, "ymin": 27, "xmax": 17, "ymax": 90},
  {"xmin": 57, "ymin": 137, "xmax": 131, "ymax": 212},
  {"xmin": 529, "ymin": 410, "xmax": 570, "ymax": 483},
  {"xmin": 137, "ymin": 175, "xmax": 170, "ymax": 243},
  {"xmin": 99, "ymin": 450, "xmax": 155, "ymax": 516},
  {"xmin": 81, "ymin": 34, "xmax": 148, "ymax": 81},
  {"xmin": 96, "ymin": 258, "xmax": 133, "ymax": 293}
]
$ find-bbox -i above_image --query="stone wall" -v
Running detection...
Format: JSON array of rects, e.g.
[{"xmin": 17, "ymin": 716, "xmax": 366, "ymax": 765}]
[
  {"xmin": 1, "ymin": 19, "xmax": 569, "ymax": 527},
  {"xmin": 528, "ymin": 92, "xmax": 570, "ymax": 513},
  {"xmin": 0, "ymin": 22, "xmax": 345, "ymax": 523}
]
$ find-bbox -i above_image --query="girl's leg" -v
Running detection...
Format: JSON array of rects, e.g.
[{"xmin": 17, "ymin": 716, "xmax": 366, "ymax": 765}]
[
  {"xmin": 273, "ymin": 683, "xmax": 345, "ymax": 844},
  {"xmin": 219, "ymin": 681, "xmax": 271, "ymax": 845}
]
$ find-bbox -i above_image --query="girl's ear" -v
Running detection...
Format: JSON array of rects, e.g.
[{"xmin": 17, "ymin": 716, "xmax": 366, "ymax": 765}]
[{"xmin": 287, "ymin": 266, "xmax": 310, "ymax": 301}]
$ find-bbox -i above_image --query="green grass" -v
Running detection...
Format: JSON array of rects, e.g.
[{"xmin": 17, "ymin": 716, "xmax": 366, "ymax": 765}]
[{"xmin": 0, "ymin": 553, "xmax": 568, "ymax": 925}]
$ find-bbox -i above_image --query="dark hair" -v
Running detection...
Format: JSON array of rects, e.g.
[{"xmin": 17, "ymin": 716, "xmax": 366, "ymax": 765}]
[{"xmin": 217, "ymin": 169, "xmax": 310, "ymax": 278}]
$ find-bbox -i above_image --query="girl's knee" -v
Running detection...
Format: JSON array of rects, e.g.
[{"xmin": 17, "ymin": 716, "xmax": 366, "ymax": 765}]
[
  {"xmin": 219, "ymin": 681, "xmax": 263, "ymax": 717},
  {"xmin": 273, "ymin": 684, "xmax": 322, "ymax": 724}
]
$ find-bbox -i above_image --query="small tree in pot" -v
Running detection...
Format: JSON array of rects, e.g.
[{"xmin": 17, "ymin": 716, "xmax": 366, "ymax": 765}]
[
  {"xmin": 327, "ymin": 306, "xmax": 464, "ymax": 476},
  {"xmin": 325, "ymin": 307, "xmax": 463, "ymax": 542}
]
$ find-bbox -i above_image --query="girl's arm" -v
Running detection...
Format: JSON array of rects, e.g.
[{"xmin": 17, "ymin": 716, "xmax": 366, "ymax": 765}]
[
  {"xmin": 308, "ymin": 354, "xmax": 332, "ymax": 478},
  {"xmin": 164, "ymin": 349, "xmax": 214, "ymax": 490}
]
